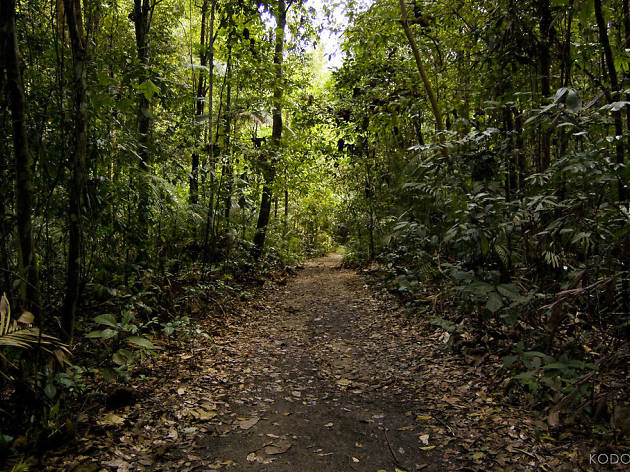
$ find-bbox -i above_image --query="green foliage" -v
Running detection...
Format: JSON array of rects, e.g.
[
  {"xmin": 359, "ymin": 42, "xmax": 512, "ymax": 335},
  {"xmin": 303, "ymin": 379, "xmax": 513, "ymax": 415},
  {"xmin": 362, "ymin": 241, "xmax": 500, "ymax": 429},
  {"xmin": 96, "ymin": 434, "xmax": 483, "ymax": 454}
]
[
  {"xmin": 332, "ymin": 0, "xmax": 630, "ymax": 421},
  {"xmin": 504, "ymin": 343, "xmax": 598, "ymax": 408},
  {"xmin": 85, "ymin": 310, "xmax": 160, "ymax": 382},
  {"xmin": 1, "ymin": 0, "xmax": 629, "ymax": 451}
]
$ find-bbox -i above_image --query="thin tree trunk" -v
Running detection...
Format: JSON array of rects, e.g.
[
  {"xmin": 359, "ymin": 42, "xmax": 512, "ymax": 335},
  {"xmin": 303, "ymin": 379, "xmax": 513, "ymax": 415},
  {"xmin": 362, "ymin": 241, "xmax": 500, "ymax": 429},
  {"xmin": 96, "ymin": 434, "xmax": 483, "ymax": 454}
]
[
  {"xmin": 562, "ymin": 0, "xmax": 575, "ymax": 87},
  {"xmin": 134, "ymin": 0, "xmax": 154, "ymax": 252},
  {"xmin": 503, "ymin": 105, "xmax": 515, "ymax": 201},
  {"xmin": 0, "ymin": 0, "xmax": 41, "ymax": 317},
  {"xmin": 226, "ymin": 85, "xmax": 239, "ymax": 225},
  {"xmin": 222, "ymin": 41, "xmax": 233, "ymax": 222},
  {"xmin": 537, "ymin": 0, "xmax": 552, "ymax": 170},
  {"xmin": 253, "ymin": 0, "xmax": 286, "ymax": 258},
  {"xmin": 190, "ymin": 0, "xmax": 208, "ymax": 205},
  {"xmin": 398, "ymin": 0, "xmax": 443, "ymax": 132},
  {"xmin": 0, "ymin": 67, "xmax": 11, "ymax": 294},
  {"xmin": 515, "ymin": 111, "xmax": 526, "ymax": 191},
  {"xmin": 61, "ymin": 0, "xmax": 88, "ymax": 341},
  {"xmin": 202, "ymin": 0, "xmax": 217, "ymax": 263},
  {"xmin": 284, "ymin": 187, "xmax": 288, "ymax": 234},
  {"xmin": 594, "ymin": 0, "xmax": 625, "ymax": 201},
  {"xmin": 623, "ymin": 0, "xmax": 630, "ymax": 199}
]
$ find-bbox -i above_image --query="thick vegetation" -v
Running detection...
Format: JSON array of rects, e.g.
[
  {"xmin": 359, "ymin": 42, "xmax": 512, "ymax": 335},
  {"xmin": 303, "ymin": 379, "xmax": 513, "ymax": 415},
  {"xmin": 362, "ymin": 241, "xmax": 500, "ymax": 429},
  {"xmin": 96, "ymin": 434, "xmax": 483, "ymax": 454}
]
[
  {"xmin": 333, "ymin": 0, "xmax": 630, "ymax": 438},
  {"xmin": 1, "ymin": 0, "xmax": 629, "ymax": 466}
]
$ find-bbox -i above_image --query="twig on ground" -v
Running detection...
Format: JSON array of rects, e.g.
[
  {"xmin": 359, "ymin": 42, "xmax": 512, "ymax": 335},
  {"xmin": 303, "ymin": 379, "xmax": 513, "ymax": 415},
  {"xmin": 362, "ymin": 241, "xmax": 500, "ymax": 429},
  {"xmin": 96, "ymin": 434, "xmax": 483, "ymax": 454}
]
[{"xmin": 384, "ymin": 428, "xmax": 408, "ymax": 471}]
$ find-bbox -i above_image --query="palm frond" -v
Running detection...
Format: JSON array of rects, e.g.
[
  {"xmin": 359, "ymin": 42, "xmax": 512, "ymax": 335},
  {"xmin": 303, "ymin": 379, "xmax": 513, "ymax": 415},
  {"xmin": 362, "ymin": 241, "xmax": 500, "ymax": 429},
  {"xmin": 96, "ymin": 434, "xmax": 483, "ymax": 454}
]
[{"xmin": 0, "ymin": 293, "xmax": 71, "ymax": 359}]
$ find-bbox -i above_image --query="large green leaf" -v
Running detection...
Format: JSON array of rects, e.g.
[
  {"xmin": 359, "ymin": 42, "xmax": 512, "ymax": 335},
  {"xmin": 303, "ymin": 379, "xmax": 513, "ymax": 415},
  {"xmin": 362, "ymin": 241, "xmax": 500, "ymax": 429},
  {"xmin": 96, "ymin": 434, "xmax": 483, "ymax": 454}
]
[
  {"xmin": 126, "ymin": 336, "xmax": 160, "ymax": 350},
  {"xmin": 86, "ymin": 328, "xmax": 118, "ymax": 340},
  {"xmin": 136, "ymin": 79, "xmax": 160, "ymax": 100},
  {"xmin": 94, "ymin": 313, "xmax": 118, "ymax": 328},
  {"xmin": 486, "ymin": 292, "xmax": 503, "ymax": 313}
]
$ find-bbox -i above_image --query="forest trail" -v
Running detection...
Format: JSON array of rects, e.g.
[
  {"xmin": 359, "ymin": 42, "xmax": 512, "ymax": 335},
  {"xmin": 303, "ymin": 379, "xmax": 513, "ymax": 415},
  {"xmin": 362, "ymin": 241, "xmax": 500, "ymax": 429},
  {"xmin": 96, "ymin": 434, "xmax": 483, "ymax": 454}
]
[{"xmin": 46, "ymin": 255, "xmax": 576, "ymax": 472}]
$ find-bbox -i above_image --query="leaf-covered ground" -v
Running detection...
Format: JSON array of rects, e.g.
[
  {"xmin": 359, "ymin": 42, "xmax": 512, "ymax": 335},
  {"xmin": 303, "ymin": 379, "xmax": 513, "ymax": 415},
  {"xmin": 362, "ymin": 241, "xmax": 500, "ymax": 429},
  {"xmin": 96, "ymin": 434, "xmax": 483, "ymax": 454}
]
[{"xmin": 44, "ymin": 255, "xmax": 600, "ymax": 471}]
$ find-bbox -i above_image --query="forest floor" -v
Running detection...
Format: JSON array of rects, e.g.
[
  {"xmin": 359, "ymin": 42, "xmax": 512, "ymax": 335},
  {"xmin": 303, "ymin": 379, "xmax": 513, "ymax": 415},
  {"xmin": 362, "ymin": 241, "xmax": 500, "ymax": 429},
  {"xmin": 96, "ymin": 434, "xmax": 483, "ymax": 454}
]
[{"xmin": 42, "ymin": 254, "xmax": 598, "ymax": 471}]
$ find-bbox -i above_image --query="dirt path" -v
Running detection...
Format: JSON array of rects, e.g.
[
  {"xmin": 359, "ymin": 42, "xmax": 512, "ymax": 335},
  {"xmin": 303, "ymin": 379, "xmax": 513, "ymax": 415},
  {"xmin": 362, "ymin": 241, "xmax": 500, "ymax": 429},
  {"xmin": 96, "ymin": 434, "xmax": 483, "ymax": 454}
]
[{"xmin": 46, "ymin": 255, "xmax": 583, "ymax": 471}]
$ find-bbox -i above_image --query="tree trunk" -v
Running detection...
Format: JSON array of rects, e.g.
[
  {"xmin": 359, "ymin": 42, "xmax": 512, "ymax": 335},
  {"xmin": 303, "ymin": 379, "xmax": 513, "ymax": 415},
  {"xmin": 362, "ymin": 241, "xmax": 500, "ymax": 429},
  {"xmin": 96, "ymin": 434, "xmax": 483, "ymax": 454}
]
[
  {"xmin": 134, "ymin": 0, "xmax": 154, "ymax": 250},
  {"xmin": 190, "ymin": 0, "xmax": 208, "ymax": 205},
  {"xmin": 594, "ymin": 0, "xmax": 625, "ymax": 201},
  {"xmin": 398, "ymin": 0, "xmax": 443, "ymax": 132},
  {"xmin": 202, "ymin": 0, "xmax": 217, "ymax": 263},
  {"xmin": 0, "ymin": 0, "xmax": 41, "ymax": 317},
  {"xmin": 562, "ymin": 0, "xmax": 575, "ymax": 87},
  {"xmin": 624, "ymin": 0, "xmax": 630, "ymax": 193},
  {"xmin": 537, "ymin": 0, "xmax": 552, "ymax": 170},
  {"xmin": 222, "ymin": 41, "xmax": 233, "ymax": 222},
  {"xmin": 253, "ymin": 0, "xmax": 286, "ymax": 258},
  {"xmin": 515, "ymin": 111, "xmax": 526, "ymax": 191},
  {"xmin": 62, "ymin": 0, "xmax": 89, "ymax": 342},
  {"xmin": 503, "ymin": 106, "xmax": 515, "ymax": 201}
]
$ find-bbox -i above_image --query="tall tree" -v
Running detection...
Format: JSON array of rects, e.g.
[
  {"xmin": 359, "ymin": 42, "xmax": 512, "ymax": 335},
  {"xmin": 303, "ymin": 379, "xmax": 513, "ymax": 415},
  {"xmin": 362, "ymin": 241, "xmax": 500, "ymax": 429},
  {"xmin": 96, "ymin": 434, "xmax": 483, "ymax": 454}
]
[
  {"xmin": 62, "ymin": 0, "xmax": 89, "ymax": 341},
  {"xmin": 536, "ymin": 0, "xmax": 553, "ymax": 170},
  {"xmin": 190, "ymin": 0, "xmax": 209, "ymax": 205},
  {"xmin": 398, "ymin": 0, "xmax": 443, "ymax": 132},
  {"xmin": 222, "ymin": 37, "xmax": 234, "ymax": 222},
  {"xmin": 202, "ymin": 0, "xmax": 218, "ymax": 263},
  {"xmin": 594, "ymin": 0, "xmax": 625, "ymax": 201},
  {"xmin": 133, "ymin": 0, "xmax": 156, "ymax": 250},
  {"xmin": 0, "ymin": 0, "xmax": 41, "ymax": 317},
  {"xmin": 253, "ymin": 0, "xmax": 287, "ymax": 258}
]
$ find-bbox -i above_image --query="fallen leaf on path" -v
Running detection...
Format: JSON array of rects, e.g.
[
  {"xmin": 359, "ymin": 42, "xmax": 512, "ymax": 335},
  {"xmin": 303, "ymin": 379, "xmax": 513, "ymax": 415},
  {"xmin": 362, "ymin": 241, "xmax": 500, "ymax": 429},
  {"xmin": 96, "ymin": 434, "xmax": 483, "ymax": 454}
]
[
  {"xmin": 418, "ymin": 434, "xmax": 430, "ymax": 445},
  {"xmin": 239, "ymin": 417, "xmax": 259, "ymax": 429},
  {"xmin": 264, "ymin": 439, "xmax": 292, "ymax": 455},
  {"xmin": 324, "ymin": 422, "xmax": 333, "ymax": 428},
  {"xmin": 416, "ymin": 414, "xmax": 431, "ymax": 421},
  {"xmin": 336, "ymin": 379, "xmax": 352, "ymax": 386},
  {"xmin": 352, "ymin": 456, "xmax": 359, "ymax": 462},
  {"xmin": 98, "ymin": 413, "xmax": 125, "ymax": 427},
  {"xmin": 190, "ymin": 408, "xmax": 217, "ymax": 421},
  {"xmin": 420, "ymin": 446, "xmax": 436, "ymax": 451}
]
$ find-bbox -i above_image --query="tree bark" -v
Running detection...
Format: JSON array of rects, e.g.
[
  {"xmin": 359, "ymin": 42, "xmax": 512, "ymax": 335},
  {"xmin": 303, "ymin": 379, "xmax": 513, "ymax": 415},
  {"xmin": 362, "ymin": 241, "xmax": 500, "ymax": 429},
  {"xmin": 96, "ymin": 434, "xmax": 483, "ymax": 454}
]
[
  {"xmin": 398, "ymin": 0, "xmax": 443, "ymax": 132},
  {"xmin": 222, "ymin": 40, "xmax": 233, "ymax": 222},
  {"xmin": 253, "ymin": 0, "xmax": 286, "ymax": 258},
  {"xmin": 202, "ymin": 0, "xmax": 217, "ymax": 263},
  {"xmin": 536, "ymin": 0, "xmax": 552, "ymax": 170},
  {"xmin": 134, "ymin": 0, "xmax": 154, "ymax": 249},
  {"xmin": 0, "ymin": 0, "xmax": 41, "ymax": 317},
  {"xmin": 594, "ymin": 0, "xmax": 625, "ymax": 201},
  {"xmin": 61, "ymin": 0, "xmax": 89, "ymax": 342},
  {"xmin": 190, "ymin": 0, "xmax": 208, "ymax": 205},
  {"xmin": 624, "ymin": 0, "xmax": 630, "ymax": 190}
]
